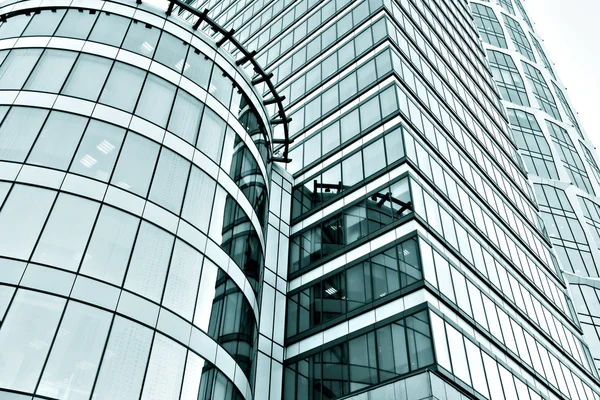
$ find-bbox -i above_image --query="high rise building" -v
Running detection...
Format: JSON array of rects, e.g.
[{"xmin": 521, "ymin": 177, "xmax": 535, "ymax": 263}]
[
  {"xmin": 468, "ymin": 0, "xmax": 600, "ymax": 379},
  {"xmin": 0, "ymin": 0, "xmax": 598, "ymax": 400}
]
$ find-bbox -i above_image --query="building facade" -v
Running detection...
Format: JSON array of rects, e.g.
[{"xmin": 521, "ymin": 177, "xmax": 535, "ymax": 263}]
[
  {"xmin": 0, "ymin": 0, "xmax": 599, "ymax": 400},
  {"xmin": 468, "ymin": 0, "xmax": 600, "ymax": 377}
]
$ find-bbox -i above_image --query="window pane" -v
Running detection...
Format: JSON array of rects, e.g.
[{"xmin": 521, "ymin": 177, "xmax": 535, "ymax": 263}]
[
  {"xmin": 111, "ymin": 132, "xmax": 160, "ymax": 197},
  {"xmin": 37, "ymin": 302, "xmax": 112, "ymax": 400},
  {"xmin": 141, "ymin": 334, "xmax": 186, "ymax": 400},
  {"xmin": 0, "ymin": 107, "xmax": 48, "ymax": 162},
  {"xmin": 135, "ymin": 75, "xmax": 176, "ymax": 127},
  {"xmin": 184, "ymin": 49, "xmax": 213, "ymax": 89},
  {"xmin": 22, "ymin": 9, "xmax": 66, "ymax": 36},
  {"xmin": 155, "ymin": 32, "xmax": 188, "ymax": 71},
  {"xmin": 0, "ymin": 290, "xmax": 65, "ymax": 392},
  {"xmin": 24, "ymin": 49, "xmax": 77, "ymax": 93},
  {"xmin": 62, "ymin": 54, "xmax": 112, "ymax": 101},
  {"xmin": 88, "ymin": 12, "xmax": 130, "ymax": 47},
  {"xmin": 149, "ymin": 149, "xmax": 190, "ymax": 214},
  {"xmin": 93, "ymin": 316, "xmax": 153, "ymax": 400},
  {"xmin": 124, "ymin": 222, "xmax": 174, "ymax": 302},
  {"xmin": 194, "ymin": 259, "xmax": 218, "ymax": 331},
  {"xmin": 122, "ymin": 21, "xmax": 160, "ymax": 58},
  {"xmin": 168, "ymin": 90, "xmax": 203, "ymax": 144},
  {"xmin": 32, "ymin": 193, "xmax": 99, "ymax": 271},
  {"xmin": 363, "ymin": 138, "xmax": 385, "ymax": 177},
  {"xmin": 55, "ymin": 9, "xmax": 97, "ymax": 39},
  {"xmin": 197, "ymin": 108, "xmax": 226, "ymax": 162},
  {"xmin": 0, "ymin": 48, "xmax": 43, "ymax": 89},
  {"xmin": 27, "ymin": 111, "xmax": 87, "ymax": 170},
  {"xmin": 70, "ymin": 120, "xmax": 125, "ymax": 182},
  {"xmin": 182, "ymin": 167, "xmax": 216, "ymax": 232},
  {"xmin": 80, "ymin": 205, "xmax": 139, "ymax": 285},
  {"xmin": 99, "ymin": 62, "xmax": 145, "ymax": 112},
  {"xmin": 0, "ymin": 185, "xmax": 56, "ymax": 259},
  {"xmin": 209, "ymin": 67, "xmax": 233, "ymax": 106},
  {"xmin": 162, "ymin": 240, "xmax": 203, "ymax": 320},
  {"xmin": 0, "ymin": 14, "xmax": 31, "ymax": 39}
]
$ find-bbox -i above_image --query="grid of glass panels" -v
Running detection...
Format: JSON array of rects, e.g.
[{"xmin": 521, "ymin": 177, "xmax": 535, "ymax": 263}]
[
  {"xmin": 0, "ymin": 4, "xmax": 279, "ymax": 399},
  {"xmin": 570, "ymin": 283, "xmax": 600, "ymax": 372},
  {"xmin": 503, "ymin": 14, "xmax": 535, "ymax": 62},
  {"xmin": 283, "ymin": 309, "xmax": 434, "ymax": 400},
  {"xmin": 507, "ymin": 108, "xmax": 558, "ymax": 180},
  {"xmin": 470, "ymin": 3, "xmax": 508, "ymax": 48},
  {"xmin": 514, "ymin": 0, "xmax": 534, "ymax": 31},
  {"xmin": 286, "ymin": 236, "xmax": 421, "ymax": 339},
  {"xmin": 546, "ymin": 120, "xmax": 594, "ymax": 195},
  {"xmin": 535, "ymin": 184, "xmax": 598, "ymax": 277},
  {"xmin": 521, "ymin": 61, "xmax": 562, "ymax": 120},
  {"xmin": 487, "ymin": 50, "xmax": 530, "ymax": 106},
  {"xmin": 530, "ymin": 34, "xmax": 556, "ymax": 80},
  {"xmin": 551, "ymin": 81, "xmax": 584, "ymax": 138}
]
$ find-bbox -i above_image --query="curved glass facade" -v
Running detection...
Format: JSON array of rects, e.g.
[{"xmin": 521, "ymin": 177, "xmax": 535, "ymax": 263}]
[
  {"xmin": 0, "ymin": 0, "xmax": 276, "ymax": 399},
  {"xmin": 469, "ymin": 0, "xmax": 600, "ymax": 375}
]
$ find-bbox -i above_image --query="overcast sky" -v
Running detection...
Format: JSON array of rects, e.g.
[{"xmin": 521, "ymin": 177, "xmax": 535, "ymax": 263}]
[{"xmin": 523, "ymin": 0, "xmax": 600, "ymax": 150}]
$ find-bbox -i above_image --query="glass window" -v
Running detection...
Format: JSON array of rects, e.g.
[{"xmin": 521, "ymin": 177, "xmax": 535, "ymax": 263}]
[
  {"xmin": 22, "ymin": 9, "xmax": 66, "ymax": 36},
  {"xmin": 136, "ymin": 75, "xmax": 177, "ymax": 127},
  {"xmin": 0, "ymin": 14, "xmax": 31, "ymax": 39},
  {"xmin": 162, "ymin": 240, "xmax": 203, "ymax": 320},
  {"xmin": 470, "ymin": 3, "xmax": 507, "ymax": 48},
  {"xmin": 182, "ymin": 167, "xmax": 216, "ymax": 232},
  {"xmin": 99, "ymin": 62, "xmax": 146, "ymax": 112},
  {"xmin": 168, "ymin": 90, "xmax": 203, "ymax": 144},
  {"xmin": 362, "ymin": 138, "xmax": 385, "ymax": 177},
  {"xmin": 0, "ymin": 48, "xmax": 43, "ymax": 89},
  {"xmin": 0, "ymin": 107, "xmax": 48, "ymax": 162},
  {"xmin": 155, "ymin": 32, "xmax": 188, "ymax": 71},
  {"xmin": 194, "ymin": 258, "xmax": 218, "ymax": 331},
  {"xmin": 62, "ymin": 54, "xmax": 113, "ymax": 101},
  {"xmin": 55, "ymin": 9, "xmax": 97, "ymax": 39},
  {"xmin": 0, "ymin": 290, "xmax": 65, "ymax": 392},
  {"xmin": 209, "ymin": 67, "xmax": 233, "ymax": 106},
  {"xmin": 183, "ymin": 48, "xmax": 213, "ymax": 89},
  {"xmin": 149, "ymin": 149, "xmax": 190, "ymax": 214},
  {"xmin": 0, "ymin": 184, "xmax": 56, "ymax": 259},
  {"xmin": 111, "ymin": 132, "xmax": 160, "ymax": 197},
  {"xmin": 80, "ymin": 205, "xmax": 139, "ymax": 285},
  {"xmin": 70, "ymin": 120, "xmax": 125, "ymax": 182},
  {"xmin": 27, "ymin": 111, "xmax": 88, "ymax": 170},
  {"xmin": 37, "ymin": 301, "xmax": 112, "ymax": 400},
  {"xmin": 122, "ymin": 20, "xmax": 160, "ymax": 58},
  {"xmin": 93, "ymin": 316, "xmax": 153, "ymax": 399},
  {"xmin": 197, "ymin": 108, "xmax": 226, "ymax": 162},
  {"xmin": 32, "ymin": 193, "xmax": 99, "ymax": 271},
  {"xmin": 24, "ymin": 49, "xmax": 78, "ymax": 93},
  {"xmin": 88, "ymin": 12, "xmax": 130, "ymax": 47},
  {"xmin": 141, "ymin": 334, "xmax": 186, "ymax": 400},
  {"xmin": 124, "ymin": 222, "xmax": 174, "ymax": 302}
]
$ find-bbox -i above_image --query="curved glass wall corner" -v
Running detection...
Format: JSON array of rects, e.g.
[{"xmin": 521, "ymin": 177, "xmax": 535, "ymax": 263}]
[{"xmin": 0, "ymin": 1, "xmax": 277, "ymax": 399}]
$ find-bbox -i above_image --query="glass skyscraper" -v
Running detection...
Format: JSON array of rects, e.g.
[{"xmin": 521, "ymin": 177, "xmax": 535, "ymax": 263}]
[{"xmin": 0, "ymin": 0, "xmax": 599, "ymax": 399}]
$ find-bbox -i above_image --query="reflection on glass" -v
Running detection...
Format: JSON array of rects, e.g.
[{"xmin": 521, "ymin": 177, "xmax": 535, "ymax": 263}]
[
  {"xmin": 37, "ymin": 301, "xmax": 112, "ymax": 400},
  {"xmin": 0, "ymin": 48, "xmax": 43, "ymax": 90},
  {"xmin": 27, "ymin": 111, "xmax": 88, "ymax": 170},
  {"xmin": 32, "ymin": 193, "xmax": 99, "ymax": 271},
  {"xmin": 0, "ymin": 107, "xmax": 47, "ymax": 162},
  {"xmin": 93, "ymin": 316, "xmax": 153, "ymax": 399},
  {"xmin": 70, "ymin": 120, "xmax": 125, "ymax": 182},
  {"xmin": 135, "ymin": 75, "xmax": 176, "ymax": 127},
  {"xmin": 0, "ymin": 290, "xmax": 65, "ymax": 392},
  {"xmin": 88, "ymin": 12, "xmax": 130, "ymax": 47},
  {"xmin": 62, "ymin": 54, "xmax": 112, "ymax": 101},
  {"xmin": 0, "ymin": 184, "xmax": 56, "ymax": 259},
  {"xmin": 80, "ymin": 205, "xmax": 139, "ymax": 285},
  {"xmin": 24, "ymin": 49, "xmax": 77, "ymax": 93},
  {"xmin": 99, "ymin": 62, "xmax": 146, "ymax": 112},
  {"xmin": 55, "ymin": 9, "xmax": 97, "ymax": 39},
  {"xmin": 287, "ymin": 237, "xmax": 421, "ymax": 337},
  {"xmin": 141, "ymin": 334, "xmax": 186, "ymax": 400},
  {"xmin": 111, "ymin": 132, "xmax": 160, "ymax": 197},
  {"xmin": 122, "ymin": 20, "xmax": 160, "ymax": 58},
  {"xmin": 148, "ymin": 149, "xmax": 190, "ymax": 214}
]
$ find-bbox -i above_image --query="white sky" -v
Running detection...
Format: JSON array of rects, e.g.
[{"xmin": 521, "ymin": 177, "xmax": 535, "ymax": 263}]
[{"xmin": 523, "ymin": 0, "xmax": 600, "ymax": 149}]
